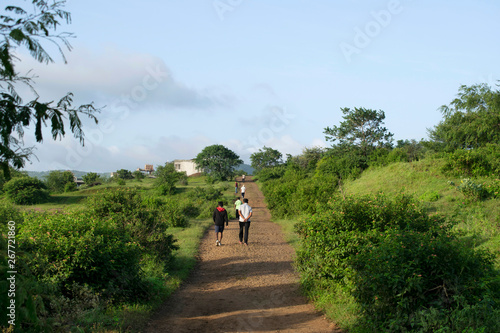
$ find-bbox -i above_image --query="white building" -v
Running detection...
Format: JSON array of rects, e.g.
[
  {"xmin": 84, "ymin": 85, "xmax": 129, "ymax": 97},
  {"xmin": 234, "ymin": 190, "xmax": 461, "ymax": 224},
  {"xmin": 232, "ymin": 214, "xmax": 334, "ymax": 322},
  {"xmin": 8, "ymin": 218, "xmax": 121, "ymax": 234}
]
[{"xmin": 173, "ymin": 159, "xmax": 202, "ymax": 176}]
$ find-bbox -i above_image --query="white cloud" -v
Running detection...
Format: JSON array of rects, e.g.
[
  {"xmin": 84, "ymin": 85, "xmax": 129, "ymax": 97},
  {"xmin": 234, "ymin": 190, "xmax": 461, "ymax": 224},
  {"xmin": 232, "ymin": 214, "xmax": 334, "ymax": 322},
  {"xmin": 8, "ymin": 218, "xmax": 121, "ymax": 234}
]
[{"xmin": 15, "ymin": 45, "xmax": 234, "ymax": 111}]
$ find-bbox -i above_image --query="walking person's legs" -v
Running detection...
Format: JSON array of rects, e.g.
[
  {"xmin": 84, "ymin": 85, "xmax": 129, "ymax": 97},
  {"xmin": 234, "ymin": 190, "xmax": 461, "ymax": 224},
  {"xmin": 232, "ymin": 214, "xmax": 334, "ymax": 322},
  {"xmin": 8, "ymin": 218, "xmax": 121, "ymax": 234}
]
[
  {"xmin": 239, "ymin": 222, "xmax": 245, "ymax": 244},
  {"xmin": 243, "ymin": 222, "xmax": 250, "ymax": 245}
]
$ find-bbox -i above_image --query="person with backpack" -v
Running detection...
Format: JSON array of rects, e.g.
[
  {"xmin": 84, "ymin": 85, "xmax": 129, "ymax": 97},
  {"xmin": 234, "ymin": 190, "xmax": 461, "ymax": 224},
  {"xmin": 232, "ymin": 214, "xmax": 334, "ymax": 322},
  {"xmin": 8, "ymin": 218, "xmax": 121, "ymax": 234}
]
[{"xmin": 212, "ymin": 201, "xmax": 228, "ymax": 246}]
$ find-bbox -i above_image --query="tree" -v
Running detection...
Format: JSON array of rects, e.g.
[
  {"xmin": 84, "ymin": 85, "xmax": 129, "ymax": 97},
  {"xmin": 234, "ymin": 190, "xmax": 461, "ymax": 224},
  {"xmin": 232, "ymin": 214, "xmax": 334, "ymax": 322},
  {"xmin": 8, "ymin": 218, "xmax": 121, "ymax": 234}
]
[
  {"xmin": 289, "ymin": 146, "xmax": 325, "ymax": 171},
  {"xmin": 428, "ymin": 83, "xmax": 500, "ymax": 151},
  {"xmin": 45, "ymin": 170, "xmax": 73, "ymax": 193},
  {"xmin": 194, "ymin": 144, "xmax": 243, "ymax": 182},
  {"xmin": 82, "ymin": 172, "xmax": 101, "ymax": 184},
  {"xmin": 1, "ymin": 1, "xmax": 100, "ymax": 180},
  {"xmin": 132, "ymin": 170, "xmax": 145, "ymax": 180},
  {"xmin": 154, "ymin": 162, "xmax": 185, "ymax": 195},
  {"xmin": 250, "ymin": 146, "xmax": 283, "ymax": 173},
  {"xmin": 324, "ymin": 107, "xmax": 393, "ymax": 158},
  {"xmin": 116, "ymin": 169, "xmax": 133, "ymax": 180}
]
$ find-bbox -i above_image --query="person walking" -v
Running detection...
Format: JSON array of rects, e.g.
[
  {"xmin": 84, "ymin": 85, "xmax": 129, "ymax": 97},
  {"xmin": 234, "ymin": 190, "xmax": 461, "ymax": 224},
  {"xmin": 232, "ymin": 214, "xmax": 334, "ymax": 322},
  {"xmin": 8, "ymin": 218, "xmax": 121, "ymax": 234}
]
[
  {"xmin": 240, "ymin": 184, "xmax": 246, "ymax": 199},
  {"xmin": 242, "ymin": 174, "xmax": 246, "ymax": 182},
  {"xmin": 234, "ymin": 197, "xmax": 242, "ymax": 220},
  {"xmin": 212, "ymin": 201, "xmax": 228, "ymax": 246},
  {"xmin": 234, "ymin": 181, "xmax": 238, "ymax": 194},
  {"xmin": 238, "ymin": 198, "xmax": 253, "ymax": 245}
]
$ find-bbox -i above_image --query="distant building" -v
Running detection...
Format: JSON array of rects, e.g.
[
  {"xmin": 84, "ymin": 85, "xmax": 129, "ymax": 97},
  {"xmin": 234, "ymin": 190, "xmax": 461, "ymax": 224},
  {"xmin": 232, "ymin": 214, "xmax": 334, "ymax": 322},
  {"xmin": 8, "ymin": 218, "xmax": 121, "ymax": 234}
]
[
  {"xmin": 73, "ymin": 175, "xmax": 85, "ymax": 187},
  {"xmin": 136, "ymin": 164, "xmax": 155, "ymax": 175},
  {"xmin": 173, "ymin": 159, "xmax": 202, "ymax": 176}
]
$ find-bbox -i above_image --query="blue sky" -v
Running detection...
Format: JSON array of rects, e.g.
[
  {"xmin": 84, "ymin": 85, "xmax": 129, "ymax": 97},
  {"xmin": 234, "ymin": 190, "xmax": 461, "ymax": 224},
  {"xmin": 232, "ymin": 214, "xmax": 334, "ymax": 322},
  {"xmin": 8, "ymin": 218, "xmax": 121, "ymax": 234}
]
[{"xmin": 14, "ymin": 0, "xmax": 500, "ymax": 172}]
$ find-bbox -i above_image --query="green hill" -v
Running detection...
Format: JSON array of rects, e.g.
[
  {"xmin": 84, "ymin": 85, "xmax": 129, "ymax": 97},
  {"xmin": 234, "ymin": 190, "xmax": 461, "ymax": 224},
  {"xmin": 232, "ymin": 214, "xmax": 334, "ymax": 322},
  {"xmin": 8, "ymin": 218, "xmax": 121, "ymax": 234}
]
[{"xmin": 344, "ymin": 158, "xmax": 500, "ymax": 265}]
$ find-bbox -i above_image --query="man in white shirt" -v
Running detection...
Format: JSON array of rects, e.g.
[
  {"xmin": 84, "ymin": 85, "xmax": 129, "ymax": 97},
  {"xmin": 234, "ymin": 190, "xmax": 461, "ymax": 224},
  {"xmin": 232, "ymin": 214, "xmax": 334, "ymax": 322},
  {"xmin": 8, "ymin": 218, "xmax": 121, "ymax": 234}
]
[
  {"xmin": 238, "ymin": 198, "xmax": 253, "ymax": 245},
  {"xmin": 240, "ymin": 184, "xmax": 246, "ymax": 199}
]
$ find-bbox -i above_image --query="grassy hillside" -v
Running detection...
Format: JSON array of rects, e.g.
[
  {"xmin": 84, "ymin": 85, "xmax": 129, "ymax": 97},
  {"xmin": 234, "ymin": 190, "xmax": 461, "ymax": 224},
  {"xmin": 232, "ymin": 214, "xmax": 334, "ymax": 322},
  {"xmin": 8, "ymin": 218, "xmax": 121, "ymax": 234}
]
[{"xmin": 344, "ymin": 158, "xmax": 500, "ymax": 267}]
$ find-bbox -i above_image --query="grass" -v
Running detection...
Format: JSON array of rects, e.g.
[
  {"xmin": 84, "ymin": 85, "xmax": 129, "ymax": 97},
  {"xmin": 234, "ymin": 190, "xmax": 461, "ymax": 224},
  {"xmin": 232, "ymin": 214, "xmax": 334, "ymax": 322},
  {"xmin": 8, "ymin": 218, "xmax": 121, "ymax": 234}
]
[{"xmin": 344, "ymin": 158, "xmax": 500, "ymax": 268}]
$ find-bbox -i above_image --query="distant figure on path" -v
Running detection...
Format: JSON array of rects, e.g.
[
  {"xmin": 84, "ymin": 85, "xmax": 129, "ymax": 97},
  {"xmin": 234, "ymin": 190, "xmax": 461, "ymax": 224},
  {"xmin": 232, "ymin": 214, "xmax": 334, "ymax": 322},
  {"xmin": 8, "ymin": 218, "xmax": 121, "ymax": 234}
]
[
  {"xmin": 212, "ymin": 201, "xmax": 228, "ymax": 246},
  {"xmin": 242, "ymin": 174, "xmax": 245, "ymax": 182},
  {"xmin": 238, "ymin": 198, "xmax": 253, "ymax": 245},
  {"xmin": 240, "ymin": 184, "xmax": 246, "ymax": 199},
  {"xmin": 234, "ymin": 197, "xmax": 242, "ymax": 220},
  {"xmin": 235, "ymin": 181, "xmax": 238, "ymax": 194}
]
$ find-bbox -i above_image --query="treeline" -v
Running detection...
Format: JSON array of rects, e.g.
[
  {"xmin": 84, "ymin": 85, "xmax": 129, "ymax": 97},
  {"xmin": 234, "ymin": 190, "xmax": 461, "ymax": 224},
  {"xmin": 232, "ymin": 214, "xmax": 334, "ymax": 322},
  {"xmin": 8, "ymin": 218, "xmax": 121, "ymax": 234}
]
[{"xmin": 254, "ymin": 83, "xmax": 500, "ymax": 332}]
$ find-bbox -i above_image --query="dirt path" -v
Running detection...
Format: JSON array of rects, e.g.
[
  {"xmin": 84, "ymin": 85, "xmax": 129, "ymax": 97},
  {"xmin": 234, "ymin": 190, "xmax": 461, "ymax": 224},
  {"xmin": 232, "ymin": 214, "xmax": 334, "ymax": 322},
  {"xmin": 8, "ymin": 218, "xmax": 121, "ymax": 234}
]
[{"xmin": 146, "ymin": 177, "xmax": 340, "ymax": 333}]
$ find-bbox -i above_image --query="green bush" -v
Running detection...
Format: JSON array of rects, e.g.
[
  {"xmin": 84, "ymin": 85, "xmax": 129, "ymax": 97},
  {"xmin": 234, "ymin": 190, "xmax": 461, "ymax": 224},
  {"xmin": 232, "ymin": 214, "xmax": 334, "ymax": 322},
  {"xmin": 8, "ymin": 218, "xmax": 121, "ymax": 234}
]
[
  {"xmin": 295, "ymin": 194, "xmax": 439, "ymax": 288},
  {"xmin": 86, "ymin": 189, "xmax": 178, "ymax": 264},
  {"xmin": 449, "ymin": 179, "xmax": 488, "ymax": 201},
  {"xmin": 3, "ymin": 177, "xmax": 49, "ymax": 205},
  {"xmin": 442, "ymin": 144, "xmax": 500, "ymax": 177},
  {"xmin": 142, "ymin": 195, "xmax": 189, "ymax": 228},
  {"xmin": 0, "ymin": 202, "xmax": 22, "ymax": 233},
  {"xmin": 294, "ymin": 193, "xmax": 500, "ymax": 332},
  {"xmin": 45, "ymin": 170, "xmax": 74, "ymax": 193},
  {"xmin": 64, "ymin": 181, "xmax": 77, "ymax": 192},
  {"xmin": 18, "ymin": 211, "xmax": 147, "ymax": 301},
  {"xmin": 350, "ymin": 229, "xmax": 500, "ymax": 332}
]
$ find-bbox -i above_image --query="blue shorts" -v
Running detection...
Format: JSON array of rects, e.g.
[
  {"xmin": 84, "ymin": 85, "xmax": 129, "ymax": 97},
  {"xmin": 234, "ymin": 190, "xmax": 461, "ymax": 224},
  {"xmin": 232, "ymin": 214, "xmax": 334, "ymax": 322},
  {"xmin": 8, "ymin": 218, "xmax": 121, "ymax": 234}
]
[{"xmin": 215, "ymin": 225, "xmax": 225, "ymax": 233}]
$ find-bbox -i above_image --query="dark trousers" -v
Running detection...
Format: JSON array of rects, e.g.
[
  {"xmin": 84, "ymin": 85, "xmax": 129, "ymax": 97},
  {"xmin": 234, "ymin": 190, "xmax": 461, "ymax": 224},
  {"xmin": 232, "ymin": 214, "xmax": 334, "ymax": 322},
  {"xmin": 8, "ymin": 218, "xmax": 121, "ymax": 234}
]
[{"xmin": 239, "ymin": 221, "xmax": 250, "ymax": 243}]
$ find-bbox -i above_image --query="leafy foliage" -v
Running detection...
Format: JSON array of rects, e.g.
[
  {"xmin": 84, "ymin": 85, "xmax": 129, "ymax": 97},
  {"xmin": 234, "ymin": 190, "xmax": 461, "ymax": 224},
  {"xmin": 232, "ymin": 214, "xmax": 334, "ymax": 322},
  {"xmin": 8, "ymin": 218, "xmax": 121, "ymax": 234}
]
[
  {"xmin": 194, "ymin": 144, "xmax": 243, "ymax": 181},
  {"xmin": 441, "ymin": 144, "xmax": 500, "ymax": 177},
  {"xmin": 0, "ymin": 1, "xmax": 99, "ymax": 180},
  {"xmin": 351, "ymin": 229, "xmax": 500, "ymax": 332},
  {"xmin": 324, "ymin": 107, "xmax": 394, "ymax": 157},
  {"xmin": 3, "ymin": 176, "xmax": 49, "ymax": 204},
  {"xmin": 294, "ymin": 194, "xmax": 500, "ymax": 332},
  {"xmin": 115, "ymin": 169, "xmax": 133, "ymax": 180},
  {"xmin": 154, "ymin": 162, "xmax": 185, "ymax": 195},
  {"xmin": 82, "ymin": 172, "xmax": 101, "ymax": 184},
  {"xmin": 18, "ymin": 211, "xmax": 146, "ymax": 301},
  {"xmin": 86, "ymin": 189, "xmax": 178, "ymax": 265},
  {"xmin": 428, "ymin": 83, "xmax": 500, "ymax": 151},
  {"xmin": 45, "ymin": 170, "xmax": 74, "ymax": 193},
  {"xmin": 250, "ymin": 146, "xmax": 283, "ymax": 173}
]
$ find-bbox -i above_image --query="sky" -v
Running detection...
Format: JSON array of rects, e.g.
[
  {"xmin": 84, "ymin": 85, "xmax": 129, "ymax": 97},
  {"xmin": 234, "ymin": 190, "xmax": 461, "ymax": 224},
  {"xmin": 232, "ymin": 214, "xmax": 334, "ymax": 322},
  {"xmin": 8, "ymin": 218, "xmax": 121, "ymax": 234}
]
[{"xmin": 10, "ymin": 0, "xmax": 500, "ymax": 173}]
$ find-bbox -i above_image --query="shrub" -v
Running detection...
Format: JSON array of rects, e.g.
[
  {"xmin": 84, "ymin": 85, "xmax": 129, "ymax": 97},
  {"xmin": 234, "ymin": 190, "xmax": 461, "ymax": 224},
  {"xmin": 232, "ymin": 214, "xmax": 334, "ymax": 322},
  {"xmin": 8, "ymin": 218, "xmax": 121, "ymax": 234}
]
[
  {"xmin": 295, "ymin": 194, "xmax": 440, "ymax": 288},
  {"xmin": 294, "ymin": 193, "xmax": 500, "ymax": 332},
  {"xmin": 442, "ymin": 144, "xmax": 500, "ymax": 177},
  {"xmin": 3, "ymin": 177, "xmax": 49, "ymax": 205},
  {"xmin": 64, "ymin": 181, "xmax": 77, "ymax": 192},
  {"xmin": 449, "ymin": 179, "xmax": 488, "ymax": 201},
  {"xmin": 18, "ymin": 211, "xmax": 147, "ymax": 302},
  {"xmin": 350, "ymin": 229, "xmax": 500, "ymax": 331},
  {"xmin": 86, "ymin": 189, "xmax": 178, "ymax": 265},
  {"xmin": 45, "ymin": 170, "xmax": 74, "ymax": 193},
  {"xmin": 82, "ymin": 172, "xmax": 101, "ymax": 184},
  {"xmin": 0, "ymin": 202, "xmax": 22, "ymax": 233}
]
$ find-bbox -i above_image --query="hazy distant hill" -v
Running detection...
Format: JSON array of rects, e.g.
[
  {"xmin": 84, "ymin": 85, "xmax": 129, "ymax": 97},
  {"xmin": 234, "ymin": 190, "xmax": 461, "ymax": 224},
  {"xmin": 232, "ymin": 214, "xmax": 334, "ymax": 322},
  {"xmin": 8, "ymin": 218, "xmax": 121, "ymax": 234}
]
[
  {"xmin": 23, "ymin": 165, "xmax": 254, "ymax": 179},
  {"xmin": 236, "ymin": 164, "xmax": 254, "ymax": 175},
  {"xmin": 25, "ymin": 170, "xmax": 110, "ymax": 180}
]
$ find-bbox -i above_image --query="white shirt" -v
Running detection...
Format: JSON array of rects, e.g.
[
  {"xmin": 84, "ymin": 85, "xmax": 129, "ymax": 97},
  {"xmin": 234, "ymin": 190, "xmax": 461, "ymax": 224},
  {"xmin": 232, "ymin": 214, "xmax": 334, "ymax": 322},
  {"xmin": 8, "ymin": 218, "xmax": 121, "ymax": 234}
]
[
  {"xmin": 240, "ymin": 185, "xmax": 246, "ymax": 193},
  {"xmin": 238, "ymin": 203, "xmax": 252, "ymax": 222}
]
